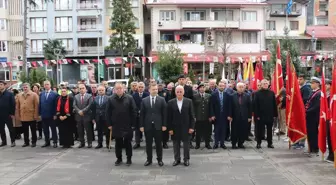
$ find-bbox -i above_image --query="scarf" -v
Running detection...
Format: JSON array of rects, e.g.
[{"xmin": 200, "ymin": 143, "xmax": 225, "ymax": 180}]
[{"xmin": 57, "ymin": 96, "xmax": 70, "ymax": 115}]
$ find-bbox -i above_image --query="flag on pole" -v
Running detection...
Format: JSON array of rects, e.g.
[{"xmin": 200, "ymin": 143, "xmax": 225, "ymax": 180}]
[
  {"xmin": 286, "ymin": 52, "xmax": 307, "ymax": 144},
  {"xmin": 329, "ymin": 62, "xmax": 336, "ymax": 167},
  {"xmin": 244, "ymin": 57, "xmax": 254, "ymax": 82},
  {"xmin": 286, "ymin": 0, "xmax": 293, "ymax": 14},
  {"xmin": 271, "ymin": 40, "xmax": 284, "ymax": 104},
  {"xmin": 318, "ymin": 70, "xmax": 328, "ymax": 155},
  {"xmin": 251, "ymin": 62, "xmax": 263, "ymax": 91},
  {"xmin": 236, "ymin": 65, "xmax": 243, "ymax": 82},
  {"xmin": 243, "ymin": 61, "xmax": 248, "ymax": 80}
]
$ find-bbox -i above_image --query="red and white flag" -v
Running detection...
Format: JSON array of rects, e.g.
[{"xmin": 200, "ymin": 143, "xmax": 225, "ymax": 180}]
[
  {"xmin": 318, "ymin": 71, "xmax": 328, "ymax": 154},
  {"xmin": 329, "ymin": 61, "xmax": 336, "ymax": 167},
  {"xmin": 271, "ymin": 40, "xmax": 284, "ymax": 104}
]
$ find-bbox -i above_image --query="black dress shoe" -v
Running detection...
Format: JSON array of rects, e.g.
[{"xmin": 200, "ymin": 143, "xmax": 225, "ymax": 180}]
[
  {"xmin": 78, "ymin": 144, "xmax": 85, "ymax": 148},
  {"xmin": 31, "ymin": 143, "xmax": 36, "ymax": 147},
  {"xmin": 41, "ymin": 143, "xmax": 50, "ymax": 148},
  {"xmin": 246, "ymin": 138, "xmax": 252, "ymax": 141},
  {"xmin": 158, "ymin": 161, "xmax": 164, "ymax": 167},
  {"xmin": 95, "ymin": 144, "xmax": 103, "ymax": 149},
  {"xmin": 232, "ymin": 145, "xmax": 238, "ymax": 149},
  {"xmin": 220, "ymin": 145, "xmax": 227, "ymax": 149},
  {"xmin": 249, "ymin": 132, "xmax": 254, "ymax": 137},
  {"xmin": 144, "ymin": 161, "xmax": 152, "ymax": 166},
  {"xmin": 133, "ymin": 144, "xmax": 140, "ymax": 149},
  {"xmin": 53, "ymin": 143, "xmax": 58, "ymax": 148},
  {"xmin": 0, "ymin": 142, "xmax": 7, "ymax": 147},
  {"xmin": 172, "ymin": 160, "xmax": 181, "ymax": 166},
  {"xmin": 195, "ymin": 145, "xmax": 200, "ymax": 149},
  {"xmin": 213, "ymin": 144, "xmax": 218, "ymax": 149},
  {"xmin": 115, "ymin": 159, "xmax": 122, "ymax": 166},
  {"xmin": 267, "ymin": 144, "xmax": 274, "ymax": 148},
  {"xmin": 205, "ymin": 145, "xmax": 212, "ymax": 149},
  {"xmin": 126, "ymin": 159, "xmax": 132, "ymax": 166},
  {"xmin": 38, "ymin": 136, "xmax": 42, "ymax": 140},
  {"xmin": 238, "ymin": 145, "xmax": 245, "ymax": 149},
  {"xmin": 22, "ymin": 143, "xmax": 29, "ymax": 147},
  {"xmin": 256, "ymin": 144, "xmax": 261, "ymax": 149},
  {"xmin": 11, "ymin": 142, "xmax": 15, "ymax": 147},
  {"xmin": 189, "ymin": 144, "xmax": 194, "ymax": 149},
  {"xmin": 163, "ymin": 143, "xmax": 169, "ymax": 149},
  {"xmin": 184, "ymin": 160, "xmax": 190, "ymax": 166},
  {"xmin": 87, "ymin": 144, "xmax": 92, "ymax": 148}
]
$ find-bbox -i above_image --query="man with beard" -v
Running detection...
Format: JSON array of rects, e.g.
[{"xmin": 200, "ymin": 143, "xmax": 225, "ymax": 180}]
[
  {"xmin": 228, "ymin": 82, "xmax": 252, "ymax": 149},
  {"xmin": 254, "ymin": 79, "xmax": 277, "ymax": 149},
  {"xmin": 106, "ymin": 83, "xmax": 137, "ymax": 166}
]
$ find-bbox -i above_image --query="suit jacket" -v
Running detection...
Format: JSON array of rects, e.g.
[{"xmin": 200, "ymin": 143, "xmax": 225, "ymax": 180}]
[
  {"xmin": 229, "ymin": 92, "xmax": 252, "ymax": 122},
  {"xmin": 253, "ymin": 89, "xmax": 278, "ymax": 122},
  {"xmin": 73, "ymin": 93, "xmax": 93, "ymax": 122},
  {"xmin": 39, "ymin": 90, "xmax": 59, "ymax": 119},
  {"xmin": 0, "ymin": 90, "xmax": 15, "ymax": 119},
  {"xmin": 167, "ymin": 98, "xmax": 195, "ymax": 141},
  {"xmin": 140, "ymin": 96, "xmax": 167, "ymax": 131},
  {"xmin": 193, "ymin": 93, "xmax": 211, "ymax": 121},
  {"xmin": 17, "ymin": 91, "xmax": 39, "ymax": 122},
  {"xmin": 209, "ymin": 90, "xmax": 231, "ymax": 123},
  {"xmin": 91, "ymin": 95, "xmax": 109, "ymax": 122},
  {"xmin": 300, "ymin": 84, "xmax": 311, "ymax": 104},
  {"xmin": 132, "ymin": 91, "xmax": 150, "ymax": 112},
  {"xmin": 305, "ymin": 90, "xmax": 321, "ymax": 123},
  {"xmin": 171, "ymin": 85, "xmax": 194, "ymax": 100}
]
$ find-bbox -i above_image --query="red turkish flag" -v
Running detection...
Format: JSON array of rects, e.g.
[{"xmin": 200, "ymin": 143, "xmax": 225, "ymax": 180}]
[
  {"xmin": 271, "ymin": 40, "xmax": 284, "ymax": 104},
  {"xmin": 286, "ymin": 52, "xmax": 307, "ymax": 144},
  {"xmin": 251, "ymin": 62, "xmax": 263, "ymax": 91},
  {"xmin": 329, "ymin": 62, "xmax": 336, "ymax": 167},
  {"xmin": 318, "ymin": 71, "xmax": 328, "ymax": 154}
]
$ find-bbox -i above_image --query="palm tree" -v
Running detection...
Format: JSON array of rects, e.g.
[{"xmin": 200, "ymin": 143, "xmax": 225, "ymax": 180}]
[
  {"xmin": 43, "ymin": 39, "xmax": 67, "ymax": 60},
  {"xmin": 23, "ymin": 0, "xmax": 53, "ymax": 75}
]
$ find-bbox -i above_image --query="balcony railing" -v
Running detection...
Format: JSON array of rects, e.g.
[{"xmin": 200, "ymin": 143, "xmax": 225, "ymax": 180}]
[
  {"xmin": 77, "ymin": 3, "xmax": 101, "ymax": 9},
  {"xmin": 77, "ymin": 24, "xmax": 102, "ymax": 31},
  {"xmin": 270, "ymin": 9, "xmax": 302, "ymax": 17},
  {"xmin": 78, "ymin": 46, "xmax": 104, "ymax": 54},
  {"xmin": 31, "ymin": 50, "xmax": 43, "ymax": 55}
]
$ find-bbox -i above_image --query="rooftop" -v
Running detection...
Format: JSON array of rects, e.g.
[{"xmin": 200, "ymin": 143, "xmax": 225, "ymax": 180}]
[{"xmin": 306, "ymin": 26, "xmax": 336, "ymax": 39}]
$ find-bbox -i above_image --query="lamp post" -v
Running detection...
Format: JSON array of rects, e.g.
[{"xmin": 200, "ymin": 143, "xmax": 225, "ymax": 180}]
[
  {"xmin": 54, "ymin": 48, "xmax": 61, "ymax": 85},
  {"xmin": 128, "ymin": 52, "xmax": 134, "ymax": 77},
  {"xmin": 95, "ymin": 7, "xmax": 102, "ymax": 83},
  {"xmin": 201, "ymin": 54, "xmax": 206, "ymax": 82},
  {"xmin": 311, "ymin": 29, "xmax": 317, "ymax": 76},
  {"xmin": 156, "ymin": 45, "xmax": 164, "ymax": 78}
]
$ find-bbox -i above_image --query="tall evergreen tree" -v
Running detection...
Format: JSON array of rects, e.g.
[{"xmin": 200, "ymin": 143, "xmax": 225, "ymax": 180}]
[{"xmin": 108, "ymin": 0, "xmax": 137, "ymax": 78}]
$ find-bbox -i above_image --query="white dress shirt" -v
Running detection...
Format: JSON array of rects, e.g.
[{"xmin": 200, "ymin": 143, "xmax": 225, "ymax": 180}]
[{"xmin": 177, "ymin": 98, "xmax": 183, "ymax": 112}]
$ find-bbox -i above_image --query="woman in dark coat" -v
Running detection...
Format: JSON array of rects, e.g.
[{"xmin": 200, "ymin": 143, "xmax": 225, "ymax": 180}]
[{"xmin": 56, "ymin": 88, "xmax": 74, "ymax": 148}]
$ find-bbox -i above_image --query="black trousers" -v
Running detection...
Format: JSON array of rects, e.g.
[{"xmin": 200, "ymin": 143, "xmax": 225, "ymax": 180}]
[
  {"xmin": 37, "ymin": 121, "xmax": 43, "ymax": 137},
  {"xmin": 327, "ymin": 120, "xmax": 334, "ymax": 160},
  {"xmin": 306, "ymin": 118, "xmax": 319, "ymax": 153},
  {"xmin": 256, "ymin": 120, "xmax": 272, "ymax": 145},
  {"xmin": 42, "ymin": 118, "xmax": 58, "ymax": 144},
  {"xmin": 134, "ymin": 116, "xmax": 143, "ymax": 144},
  {"xmin": 226, "ymin": 122, "xmax": 231, "ymax": 140},
  {"xmin": 0, "ymin": 117, "xmax": 15, "ymax": 143},
  {"xmin": 145, "ymin": 125, "xmax": 163, "ymax": 161},
  {"xmin": 195, "ymin": 120, "xmax": 212, "ymax": 146},
  {"xmin": 162, "ymin": 130, "xmax": 169, "ymax": 144},
  {"xmin": 96, "ymin": 117, "xmax": 110, "ymax": 146},
  {"xmin": 22, "ymin": 121, "xmax": 37, "ymax": 144},
  {"xmin": 77, "ymin": 119, "xmax": 93, "ymax": 145},
  {"xmin": 231, "ymin": 120, "xmax": 248, "ymax": 146},
  {"xmin": 173, "ymin": 139, "xmax": 190, "ymax": 161},
  {"xmin": 115, "ymin": 137, "xmax": 132, "ymax": 160}
]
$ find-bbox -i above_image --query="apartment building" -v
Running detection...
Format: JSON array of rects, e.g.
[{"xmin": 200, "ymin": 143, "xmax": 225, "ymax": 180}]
[
  {"xmin": 104, "ymin": 0, "xmax": 145, "ymax": 80},
  {"xmin": 27, "ymin": 0, "xmax": 106, "ymax": 84},
  {"xmin": 145, "ymin": 0, "xmax": 269, "ymax": 79},
  {"xmin": 0, "ymin": 0, "xmax": 23, "ymax": 84},
  {"xmin": 264, "ymin": 0, "xmax": 312, "ymax": 55}
]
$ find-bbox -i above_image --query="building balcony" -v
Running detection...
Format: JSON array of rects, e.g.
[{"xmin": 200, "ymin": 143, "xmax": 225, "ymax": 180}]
[
  {"xmin": 104, "ymin": 48, "xmax": 144, "ymax": 56},
  {"xmin": 156, "ymin": 43, "xmax": 205, "ymax": 54},
  {"xmin": 317, "ymin": 11, "xmax": 328, "ymax": 16},
  {"xmin": 270, "ymin": 9, "xmax": 302, "ymax": 17},
  {"xmin": 77, "ymin": 2, "xmax": 102, "ymax": 10},
  {"xmin": 181, "ymin": 20, "xmax": 239, "ymax": 29},
  {"xmin": 77, "ymin": 24, "xmax": 102, "ymax": 32},
  {"xmin": 78, "ymin": 46, "xmax": 104, "ymax": 54},
  {"xmin": 30, "ymin": 50, "xmax": 44, "ymax": 55}
]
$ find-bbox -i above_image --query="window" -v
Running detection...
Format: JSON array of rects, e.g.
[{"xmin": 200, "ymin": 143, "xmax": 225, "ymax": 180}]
[
  {"xmin": 177, "ymin": 32, "xmax": 204, "ymax": 43},
  {"xmin": 317, "ymin": 18, "xmax": 328, "ymax": 25},
  {"xmin": 0, "ymin": 0, "xmax": 7, "ymax": 9},
  {"xmin": 0, "ymin": 19, "xmax": 6, "ymax": 30},
  {"xmin": 266, "ymin": 21, "xmax": 276, "ymax": 30},
  {"xmin": 214, "ymin": 10, "xmax": 233, "ymax": 21},
  {"xmin": 0, "ymin": 41, "xmax": 7, "ymax": 52},
  {"xmin": 30, "ymin": 0, "xmax": 47, "ymax": 11},
  {"xmin": 243, "ymin": 11, "xmax": 257, "ymax": 21},
  {"xmin": 55, "ymin": 17, "xmax": 72, "ymax": 32},
  {"xmin": 31, "ymin": 39, "xmax": 47, "ymax": 53},
  {"xmin": 0, "ymin": 69, "xmax": 10, "ymax": 81},
  {"xmin": 131, "ymin": 0, "xmax": 138, "ymax": 7},
  {"xmin": 55, "ymin": 0, "xmax": 72, "ymax": 10},
  {"xmin": 160, "ymin": 11, "xmax": 175, "ymax": 21},
  {"xmin": 242, "ymin": 32, "xmax": 257, "ymax": 43},
  {"xmin": 79, "ymin": 0, "xmax": 96, "ymax": 9},
  {"xmin": 160, "ymin": 31, "xmax": 174, "ymax": 41},
  {"xmin": 30, "ymin": 18, "xmax": 47, "ymax": 33},
  {"xmin": 79, "ymin": 18, "xmax": 96, "ymax": 30},
  {"xmin": 290, "ymin": 21, "xmax": 299, "ymax": 30},
  {"xmin": 271, "ymin": 4, "xmax": 297, "ymax": 13},
  {"xmin": 316, "ymin": 40, "xmax": 322, "ymax": 50},
  {"xmin": 319, "ymin": 4, "xmax": 327, "ymax": 11},
  {"xmin": 185, "ymin": 11, "xmax": 206, "ymax": 21},
  {"xmin": 60, "ymin": 39, "xmax": 73, "ymax": 51}
]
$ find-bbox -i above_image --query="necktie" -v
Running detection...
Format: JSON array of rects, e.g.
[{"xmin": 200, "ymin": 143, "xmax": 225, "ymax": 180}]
[
  {"xmin": 219, "ymin": 92, "xmax": 223, "ymax": 112},
  {"xmin": 81, "ymin": 95, "xmax": 84, "ymax": 104},
  {"xmin": 46, "ymin": 91, "xmax": 49, "ymax": 100},
  {"xmin": 201, "ymin": 94, "xmax": 204, "ymax": 100},
  {"xmin": 99, "ymin": 96, "xmax": 102, "ymax": 106},
  {"xmin": 151, "ymin": 97, "xmax": 155, "ymax": 108},
  {"xmin": 140, "ymin": 93, "xmax": 142, "ymax": 98}
]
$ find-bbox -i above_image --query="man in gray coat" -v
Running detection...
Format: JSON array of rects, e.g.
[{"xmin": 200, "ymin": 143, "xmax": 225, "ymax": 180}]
[{"xmin": 73, "ymin": 84, "xmax": 93, "ymax": 148}]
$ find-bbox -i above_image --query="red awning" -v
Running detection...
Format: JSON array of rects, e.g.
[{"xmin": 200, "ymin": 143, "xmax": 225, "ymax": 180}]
[{"xmin": 306, "ymin": 26, "xmax": 336, "ymax": 39}]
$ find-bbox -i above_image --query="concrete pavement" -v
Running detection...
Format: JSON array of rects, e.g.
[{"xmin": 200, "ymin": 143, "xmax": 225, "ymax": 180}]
[{"xmin": 0, "ymin": 135, "xmax": 335, "ymax": 185}]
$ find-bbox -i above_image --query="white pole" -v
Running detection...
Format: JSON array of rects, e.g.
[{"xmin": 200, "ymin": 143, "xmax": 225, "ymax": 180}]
[{"xmin": 97, "ymin": 36, "xmax": 100, "ymax": 83}]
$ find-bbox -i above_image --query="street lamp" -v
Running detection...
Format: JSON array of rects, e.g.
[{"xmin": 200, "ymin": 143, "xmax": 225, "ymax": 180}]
[
  {"xmin": 201, "ymin": 54, "xmax": 206, "ymax": 82},
  {"xmin": 311, "ymin": 29, "xmax": 317, "ymax": 76},
  {"xmin": 95, "ymin": 5, "xmax": 102, "ymax": 83},
  {"xmin": 54, "ymin": 48, "xmax": 62, "ymax": 85},
  {"xmin": 128, "ymin": 52, "xmax": 134, "ymax": 77}
]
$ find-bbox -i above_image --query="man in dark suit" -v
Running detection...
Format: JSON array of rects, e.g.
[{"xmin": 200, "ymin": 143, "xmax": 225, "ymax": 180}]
[
  {"xmin": 92, "ymin": 85, "xmax": 110, "ymax": 149},
  {"xmin": 206, "ymin": 79, "xmax": 217, "ymax": 94},
  {"xmin": 0, "ymin": 81, "xmax": 15, "ymax": 147},
  {"xmin": 132, "ymin": 82, "xmax": 149, "ymax": 149},
  {"xmin": 73, "ymin": 84, "xmax": 93, "ymax": 148},
  {"xmin": 298, "ymin": 74, "xmax": 312, "ymax": 104},
  {"xmin": 140, "ymin": 84, "xmax": 167, "ymax": 167},
  {"xmin": 210, "ymin": 80, "xmax": 231, "ymax": 149},
  {"xmin": 193, "ymin": 83, "xmax": 212, "ymax": 149},
  {"xmin": 228, "ymin": 83, "xmax": 252, "ymax": 149},
  {"xmin": 39, "ymin": 80, "xmax": 59, "ymax": 148},
  {"xmin": 168, "ymin": 85, "xmax": 195, "ymax": 167},
  {"xmin": 171, "ymin": 74, "xmax": 195, "ymax": 148}
]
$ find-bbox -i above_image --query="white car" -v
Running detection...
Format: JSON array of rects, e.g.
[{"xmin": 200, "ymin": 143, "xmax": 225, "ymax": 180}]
[{"xmin": 107, "ymin": 79, "xmax": 129, "ymax": 88}]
